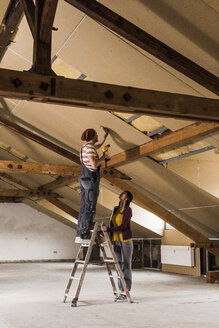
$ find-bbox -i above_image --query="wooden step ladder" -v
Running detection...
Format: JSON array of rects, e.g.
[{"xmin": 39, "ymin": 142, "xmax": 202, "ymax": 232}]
[{"xmin": 63, "ymin": 221, "xmax": 132, "ymax": 306}]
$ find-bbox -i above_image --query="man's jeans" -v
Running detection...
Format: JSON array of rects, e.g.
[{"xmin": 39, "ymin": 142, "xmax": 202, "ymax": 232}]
[
  {"xmin": 76, "ymin": 176, "xmax": 100, "ymax": 239},
  {"xmin": 113, "ymin": 240, "xmax": 133, "ymax": 291}
]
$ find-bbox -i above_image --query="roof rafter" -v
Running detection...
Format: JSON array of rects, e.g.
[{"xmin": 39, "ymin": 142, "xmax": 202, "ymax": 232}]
[
  {"xmin": 65, "ymin": 0, "xmax": 219, "ymax": 96},
  {"xmin": 0, "ymin": 172, "xmax": 79, "ymax": 225},
  {"xmin": 33, "ymin": 0, "xmax": 58, "ymax": 74},
  {"xmin": 108, "ymin": 122, "xmax": 219, "ymax": 168},
  {"xmin": 0, "ymin": 69, "xmax": 218, "ymax": 121},
  {"xmin": 0, "ymin": 0, "xmax": 23, "ymax": 61}
]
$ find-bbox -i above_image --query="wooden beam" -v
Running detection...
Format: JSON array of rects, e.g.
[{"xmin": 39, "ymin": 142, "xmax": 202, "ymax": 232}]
[
  {"xmin": 0, "ymin": 69, "xmax": 218, "ymax": 121},
  {"xmin": 39, "ymin": 168, "xmax": 131, "ymax": 192},
  {"xmin": 0, "ymin": 161, "xmax": 81, "ymax": 175},
  {"xmin": 0, "ymin": 197, "xmax": 22, "ymax": 203},
  {"xmin": 65, "ymin": 0, "xmax": 219, "ymax": 96},
  {"xmin": 103, "ymin": 177, "xmax": 219, "ymax": 258},
  {"xmin": 0, "ymin": 188, "xmax": 59, "ymax": 198},
  {"xmin": 108, "ymin": 122, "xmax": 219, "ymax": 168},
  {"xmin": 0, "ymin": 0, "xmax": 23, "ymax": 61},
  {"xmin": 0, "ymin": 172, "xmax": 79, "ymax": 221},
  {"xmin": 39, "ymin": 0, "xmax": 58, "ymax": 44},
  {"xmin": 33, "ymin": 0, "xmax": 58, "ymax": 74},
  {"xmin": 0, "ymin": 115, "xmax": 80, "ymax": 164},
  {"xmin": 20, "ymin": 0, "xmax": 35, "ymax": 37},
  {"xmin": 0, "ymin": 172, "xmax": 36, "ymax": 190}
]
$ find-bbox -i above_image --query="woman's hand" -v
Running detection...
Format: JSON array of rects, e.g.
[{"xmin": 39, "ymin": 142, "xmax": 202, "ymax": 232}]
[
  {"xmin": 101, "ymin": 225, "xmax": 107, "ymax": 232},
  {"xmin": 100, "ymin": 126, "xmax": 109, "ymax": 136}
]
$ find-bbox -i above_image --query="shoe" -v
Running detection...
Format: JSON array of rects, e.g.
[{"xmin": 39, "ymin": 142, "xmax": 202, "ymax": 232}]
[
  {"xmin": 75, "ymin": 236, "xmax": 90, "ymax": 244},
  {"xmin": 75, "ymin": 236, "xmax": 83, "ymax": 243},
  {"xmin": 115, "ymin": 294, "xmax": 128, "ymax": 302},
  {"xmin": 81, "ymin": 238, "xmax": 90, "ymax": 244}
]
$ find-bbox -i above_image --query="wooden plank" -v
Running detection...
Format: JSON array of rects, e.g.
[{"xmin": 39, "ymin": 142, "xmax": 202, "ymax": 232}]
[
  {"xmin": 0, "ymin": 161, "xmax": 81, "ymax": 175},
  {"xmin": 65, "ymin": 0, "xmax": 219, "ymax": 96},
  {"xmin": 103, "ymin": 176, "xmax": 219, "ymax": 258},
  {"xmin": 33, "ymin": 0, "xmax": 58, "ymax": 74},
  {"xmin": 0, "ymin": 115, "xmax": 80, "ymax": 164},
  {"xmin": 20, "ymin": 0, "xmax": 35, "ymax": 37},
  {"xmin": 0, "ymin": 0, "xmax": 23, "ymax": 61},
  {"xmin": 108, "ymin": 122, "xmax": 219, "ymax": 168},
  {"xmin": 0, "ymin": 69, "xmax": 218, "ymax": 121},
  {"xmin": 0, "ymin": 188, "xmax": 59, "ymax": 198}
]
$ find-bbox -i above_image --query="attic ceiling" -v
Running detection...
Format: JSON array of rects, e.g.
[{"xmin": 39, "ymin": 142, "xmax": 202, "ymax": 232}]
[{"xmin": 0, "ymin": 0, "xmax": 219, "ymax": 254}]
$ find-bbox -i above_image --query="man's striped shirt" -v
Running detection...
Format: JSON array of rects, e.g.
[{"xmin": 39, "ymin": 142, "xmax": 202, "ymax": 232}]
[{"xmin": 80, "ymin": 144, "xmax": 98, "ymax": 172}]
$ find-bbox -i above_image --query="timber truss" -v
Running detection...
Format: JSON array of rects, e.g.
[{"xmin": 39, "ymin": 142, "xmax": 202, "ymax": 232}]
[{"xmin": 0, "ymin": 0, "xmax": 219, "ymax": 257}]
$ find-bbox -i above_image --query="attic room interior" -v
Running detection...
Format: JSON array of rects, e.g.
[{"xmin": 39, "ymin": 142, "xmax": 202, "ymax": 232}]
[{"xmin": 0, "ymin": 0, "xmax": 219, "ymax": 327}]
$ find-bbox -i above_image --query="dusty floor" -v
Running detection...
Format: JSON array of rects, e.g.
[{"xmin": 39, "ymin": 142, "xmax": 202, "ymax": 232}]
[{"xmin": 0, "ymin": 262, "xmax": 219, "ymax": 328}]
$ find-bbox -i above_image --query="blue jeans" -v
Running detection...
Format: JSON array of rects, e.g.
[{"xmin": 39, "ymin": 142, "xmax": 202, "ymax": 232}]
[
  {"xmin": 113, "ymin": 240, "xmax": 133, "ymax": 291},
  {"xmin": 76, "ymin": 176, "xmax": 100, "ymax": 239}
]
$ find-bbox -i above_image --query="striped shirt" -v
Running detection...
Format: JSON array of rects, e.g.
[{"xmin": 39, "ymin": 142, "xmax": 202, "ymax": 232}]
[{"xmin": 80, "ymin": 143, "xmax": 99, "ymax": 172}]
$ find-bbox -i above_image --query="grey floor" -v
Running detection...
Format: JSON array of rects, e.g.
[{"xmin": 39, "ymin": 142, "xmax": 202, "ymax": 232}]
[{"xmin": 0, "ymin": 263, "xmax": 219, "ymax": 328}]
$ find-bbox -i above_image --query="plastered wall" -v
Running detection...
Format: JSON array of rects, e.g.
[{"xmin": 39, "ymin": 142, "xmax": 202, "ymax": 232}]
[
  {"xmin": 0, "ymin": 203, "xmax": 78, "ymax": 262},
  {"xmin": 168, "ymin": 157, "xmax": 219, "ymax": 198},
  {"xmin": 162, "ymin": 229, "xmax": 200, "ymax": 276}
]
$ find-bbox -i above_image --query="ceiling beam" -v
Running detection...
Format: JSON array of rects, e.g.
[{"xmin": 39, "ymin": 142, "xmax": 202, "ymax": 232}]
[
  {"xmin": 108, "ymin": 122, "xmax": 219, "ymax": 168},
  {"xmin": 0, "ymin": 172, "xmax": 79, "ymax": 221},
  {"xmin": 38, "ymin": 175, "xmax": 79, "ymax": 192},
  {"xmin": 0, "ymin": 0, "xmax": 23, "ymax": 61},
  {"xmin": 0, "ymin": 196, "xmax": 22, "ymax": 203},
  {"xmin": 33, "ymin": 0, "xmax": 58, "ymax": 74},
  {"xmin": 0, "ymin": 160, "xmax": 81, "ymax": 176},
  {"xmin": 0, "ymin": 69, "xmax": 218, "ymax": 121},
  {"xmin": 0, "ymin": 188, "xmax": 59, "ymax": 198},
  {"xmin": 0, "ymin": 172, "xmax": 36, "ymax": 190},
  {"xmin": 65, "ymin": 0, "xmax": 219, "ymax": 96},
  {"xmin": 20, "ymin": 0, "xmax": 35, "ymax": 37},
  {"xmin": 0, "ymin": 114, "xmax": 80, "ymax": 164}
]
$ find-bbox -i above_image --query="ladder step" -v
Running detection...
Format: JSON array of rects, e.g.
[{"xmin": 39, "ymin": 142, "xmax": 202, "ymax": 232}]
[
  {"xmin": 104, "ymin": 259, "xmax": 115, "ymax": 263},
  {"xmin": 70, "ymin": 277, "xmax": 80, "ymax": 280},
  {"xmin": 75, "ymin": 260, "xmax": 85, "ymax": 264}
]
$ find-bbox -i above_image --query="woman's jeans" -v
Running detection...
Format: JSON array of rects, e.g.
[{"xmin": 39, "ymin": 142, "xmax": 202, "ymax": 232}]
[
  {"xmin": 113, "ymin": 240, "xmax": 133, "ymax": 291},
  {"xmin": 76, "ymin": 176, "xmax": 100, "ymax": 239}
]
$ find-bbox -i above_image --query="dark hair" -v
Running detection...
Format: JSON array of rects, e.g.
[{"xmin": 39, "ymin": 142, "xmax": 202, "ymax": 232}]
[
  {"xmin": 124, "ymin": 190, "xmax": 133, "ymax": 207},
  {"xmin": 81, "ymin": 128, "xmax": 96, "ymax": 141}
]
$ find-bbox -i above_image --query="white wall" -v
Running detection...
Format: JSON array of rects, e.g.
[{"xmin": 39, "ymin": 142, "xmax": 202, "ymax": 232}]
[{"xmin": 0, "ymin": 203, "xmax": 78, "ymax": 262}]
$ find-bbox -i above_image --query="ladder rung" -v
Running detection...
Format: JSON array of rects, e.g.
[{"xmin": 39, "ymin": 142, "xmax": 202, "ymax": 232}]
[
  {"xmin": 104, "ymin": 259, "xmax": 115, "ymax": 263},
  {"xmin": 80, "ymin": 244, "xmax": 90, "ymax": 247},
  {"xmin": 75, "ymin": 260, "xmax": 85, "ymax": 264},
  {"xmin": 70, "ymin": 277, "xmax": 80, "ymax": 280}
]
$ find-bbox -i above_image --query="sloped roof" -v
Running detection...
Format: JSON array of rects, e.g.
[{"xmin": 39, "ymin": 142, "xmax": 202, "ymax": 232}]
[{"xmin": 0, "ymin": 0, "xmax": 218, "ymax": 244}]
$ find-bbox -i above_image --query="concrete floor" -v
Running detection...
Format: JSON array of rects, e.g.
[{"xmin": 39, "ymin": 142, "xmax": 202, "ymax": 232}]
[{"xmin": 0, "ymin": 263, "xmax": 219, "ymax": 328}]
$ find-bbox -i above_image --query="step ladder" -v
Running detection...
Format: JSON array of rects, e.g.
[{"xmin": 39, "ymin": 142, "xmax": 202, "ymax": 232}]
[{"xmin": 63, "ymin": 221, "xmax": 132, "ymax": 306}]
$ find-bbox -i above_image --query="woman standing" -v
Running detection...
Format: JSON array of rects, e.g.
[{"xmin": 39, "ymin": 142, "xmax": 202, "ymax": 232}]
[
  {"xmin": 102, "ymin": 190, "xmax": 133, "ymax": 299},
  {"xmin": 75, "ymin": 126, "xmax": 109, "ymax": 243}
]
